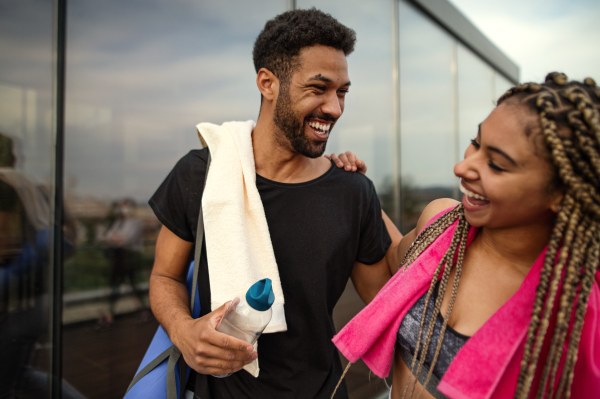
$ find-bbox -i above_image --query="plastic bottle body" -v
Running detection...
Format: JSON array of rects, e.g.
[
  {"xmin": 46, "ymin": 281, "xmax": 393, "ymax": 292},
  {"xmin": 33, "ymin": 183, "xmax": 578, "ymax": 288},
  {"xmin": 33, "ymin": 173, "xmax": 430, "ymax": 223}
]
[
  {"xmin": 218, "ymin": 298, "xmax": 272, "ymax": 345},
  {"xmin": 212, "ymin": 297, "xmax": 272, "ymax": 378},
  {"xmin": 212, "ymin": 278, "xmax": 274, "ymax": 378}
]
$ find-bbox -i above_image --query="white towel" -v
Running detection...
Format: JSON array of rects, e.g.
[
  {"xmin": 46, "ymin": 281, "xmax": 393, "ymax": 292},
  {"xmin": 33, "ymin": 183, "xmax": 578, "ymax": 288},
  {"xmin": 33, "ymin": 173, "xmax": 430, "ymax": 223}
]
[{"xmin": 196, "ymin": 121, "xmax": 287, "ymax": 377}]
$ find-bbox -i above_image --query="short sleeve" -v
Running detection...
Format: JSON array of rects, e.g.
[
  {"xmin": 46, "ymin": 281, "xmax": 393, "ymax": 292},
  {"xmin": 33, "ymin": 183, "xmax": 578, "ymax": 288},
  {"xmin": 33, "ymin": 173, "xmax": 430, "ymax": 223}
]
[
  {"xmin": 149, "ymin": 150, "xmax": 207, "ymax": 242},
  {"xmin": 355, "ymin": 184, "xmax": 392, "ymax": 265}
]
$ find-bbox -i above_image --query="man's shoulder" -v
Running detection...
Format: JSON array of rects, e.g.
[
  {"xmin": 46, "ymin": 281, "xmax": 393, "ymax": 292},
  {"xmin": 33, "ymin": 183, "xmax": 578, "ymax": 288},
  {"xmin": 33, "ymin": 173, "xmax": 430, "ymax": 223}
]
[
  {"xmin": 176, "ymin": 148, "xmax": 209, "ymax": 169},
  {"xmin": 326, "ymin": 163, "xmax": 376, "ymax": 193}
]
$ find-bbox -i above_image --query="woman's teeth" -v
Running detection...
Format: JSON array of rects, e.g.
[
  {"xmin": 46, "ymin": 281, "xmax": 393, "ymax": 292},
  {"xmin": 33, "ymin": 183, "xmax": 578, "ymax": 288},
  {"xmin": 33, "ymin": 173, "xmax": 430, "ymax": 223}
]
[
  {"xmin": 459, "ymin": 185, "xmax": 489, "ymax": 201},
  {"xmin": 308, "ymin": 121, "xmax": 331, "ymax": 133}
]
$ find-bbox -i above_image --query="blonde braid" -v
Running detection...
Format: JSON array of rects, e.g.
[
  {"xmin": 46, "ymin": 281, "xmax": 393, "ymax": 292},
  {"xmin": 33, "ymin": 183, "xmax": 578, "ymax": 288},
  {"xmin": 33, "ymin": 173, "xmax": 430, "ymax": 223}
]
[
  {"xmin": 394, "ymin": 205, "xmax": 470, "ymax": 399},
  {"xmin": 501, "ymin": 73, "xmax": 600, "ymax": 398},
  {"xmin": 517, "ymin": 195, "xmax": 574, "ymax": 393},
  {"xmin": 558, "ymin": 234, "xmax": 599, "ymax": 398},
  {"xmin": 405, "ymin": 218, "xmax": 467, "ymax": 399},
  {"xmin": 519, "ymin": 198, "xmax": 582, "ymax": 397},
  {"xmin": 417, "ymin": 220, "xmax": 469, "ymax": 398},
  {"xmin": 540, "ymin": 213, "xmax": 590, "ymax": 398}
]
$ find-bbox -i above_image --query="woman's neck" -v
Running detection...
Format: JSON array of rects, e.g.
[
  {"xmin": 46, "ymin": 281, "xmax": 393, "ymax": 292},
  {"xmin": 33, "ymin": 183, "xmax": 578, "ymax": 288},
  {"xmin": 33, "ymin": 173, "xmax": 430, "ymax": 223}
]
[{"xmin": 475, "ymin": 220, "xmax": 554, "ymax": 277}]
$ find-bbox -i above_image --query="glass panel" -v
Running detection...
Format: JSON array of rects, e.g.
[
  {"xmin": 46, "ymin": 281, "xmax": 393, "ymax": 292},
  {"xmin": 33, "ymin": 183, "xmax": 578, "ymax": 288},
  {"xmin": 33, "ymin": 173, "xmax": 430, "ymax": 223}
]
[
  {"xmin": 63, "ymin": 1, "xmax": 286, "ymax": 397},
  {"xmin": 457, "ymin": 43, "xmax": 495, "ymax": 159},
  {"xmin": 0, "ymin": 1, "xmax": 63, "ymax": 398},
  {"xmin": 494, "ymin": 72, "xmax": 515, "ymax": 102},
  {"xmin": 399, "ymin": 0, "xmax": 456, "ymax": 232},
  {"xmin": 294, "ymin": 2, "xmax": 396, "ymax": 396}
]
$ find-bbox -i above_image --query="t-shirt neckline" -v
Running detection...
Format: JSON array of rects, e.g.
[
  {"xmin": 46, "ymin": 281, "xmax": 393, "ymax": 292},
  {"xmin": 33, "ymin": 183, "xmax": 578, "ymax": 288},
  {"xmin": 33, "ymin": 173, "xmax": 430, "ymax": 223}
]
[{"xmin": 255, "ymin": 159, "xmax": 336, "ymax": 188}]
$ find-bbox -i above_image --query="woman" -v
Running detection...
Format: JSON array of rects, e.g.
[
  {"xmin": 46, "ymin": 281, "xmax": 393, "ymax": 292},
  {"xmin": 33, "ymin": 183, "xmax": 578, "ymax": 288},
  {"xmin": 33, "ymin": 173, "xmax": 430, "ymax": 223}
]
[{"xmin": 332, "ymin": 73, "xmax": 600, "ymax": 398}]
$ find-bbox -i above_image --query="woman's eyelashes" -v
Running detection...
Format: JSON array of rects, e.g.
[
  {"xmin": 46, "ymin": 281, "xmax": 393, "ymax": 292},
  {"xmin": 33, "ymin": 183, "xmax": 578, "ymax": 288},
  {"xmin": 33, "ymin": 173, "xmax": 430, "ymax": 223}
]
[
  {"xmin": 488, "ymin": 161, "xmax": 505, "ymax": 172},
  {"xmin": 471, "ymin": 138, "xmax": 505, "ymax": 172}
]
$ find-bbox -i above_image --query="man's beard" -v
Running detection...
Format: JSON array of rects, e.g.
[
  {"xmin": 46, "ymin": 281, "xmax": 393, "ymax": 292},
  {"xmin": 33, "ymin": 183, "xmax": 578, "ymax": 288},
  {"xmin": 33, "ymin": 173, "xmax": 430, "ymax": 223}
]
[{"xmin": 273, "ymin": 86, "xmax": 331, "ymax": 158}]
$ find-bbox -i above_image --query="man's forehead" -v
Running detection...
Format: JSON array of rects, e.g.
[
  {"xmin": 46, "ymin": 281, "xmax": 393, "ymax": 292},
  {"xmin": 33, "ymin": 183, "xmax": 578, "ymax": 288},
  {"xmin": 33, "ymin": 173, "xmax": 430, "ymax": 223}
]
[{"xmin": 294, "ymin": 45, "xmax": 350, "ymax": 84}]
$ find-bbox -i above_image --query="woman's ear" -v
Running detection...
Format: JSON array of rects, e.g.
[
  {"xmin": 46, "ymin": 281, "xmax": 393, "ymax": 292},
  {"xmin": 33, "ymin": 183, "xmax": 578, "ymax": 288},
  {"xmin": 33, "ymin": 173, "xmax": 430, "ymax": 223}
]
[
  {"xmin": 256, "ymin": 68, "xmax": 279, "ymax": 102},
  {"xmin": 550, "ymin": 189, "xmax": 565, "ymax": 214}
]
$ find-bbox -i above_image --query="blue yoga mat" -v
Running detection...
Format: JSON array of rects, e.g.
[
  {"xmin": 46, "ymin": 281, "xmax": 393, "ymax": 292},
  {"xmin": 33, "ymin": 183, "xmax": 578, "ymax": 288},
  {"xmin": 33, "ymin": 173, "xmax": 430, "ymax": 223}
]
[{"xmin": 124, "ymin": 261, "xmax": 200, "ymax": 399}]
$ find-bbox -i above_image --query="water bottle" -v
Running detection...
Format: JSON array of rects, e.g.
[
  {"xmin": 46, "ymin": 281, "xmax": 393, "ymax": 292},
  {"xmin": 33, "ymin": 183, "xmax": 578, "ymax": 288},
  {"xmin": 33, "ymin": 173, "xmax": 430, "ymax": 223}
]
[{"xmin": 213, "ymin": 278, "xmax": 274, "ymax": 377}]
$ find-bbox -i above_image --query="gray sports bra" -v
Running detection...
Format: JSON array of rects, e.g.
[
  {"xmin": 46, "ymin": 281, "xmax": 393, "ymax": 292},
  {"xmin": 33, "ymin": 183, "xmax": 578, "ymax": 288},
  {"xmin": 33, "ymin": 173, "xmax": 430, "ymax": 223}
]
[{"xmin": 396, "ymin": 282, "xmax": 470, "ymax": 399}]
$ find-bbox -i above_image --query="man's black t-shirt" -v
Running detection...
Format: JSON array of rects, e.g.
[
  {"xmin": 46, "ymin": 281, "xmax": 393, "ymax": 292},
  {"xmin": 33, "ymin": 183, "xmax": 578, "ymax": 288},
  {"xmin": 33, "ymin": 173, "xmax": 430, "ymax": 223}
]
[{"xmin": 149, "ymin": 148, "xmax": 391, "ymax": 399}]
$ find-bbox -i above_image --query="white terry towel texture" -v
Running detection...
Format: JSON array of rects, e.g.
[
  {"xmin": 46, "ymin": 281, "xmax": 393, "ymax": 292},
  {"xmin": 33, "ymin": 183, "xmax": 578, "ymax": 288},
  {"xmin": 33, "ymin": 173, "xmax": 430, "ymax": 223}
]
[{"xmin": 196, "ymin": 120, "xmax": 287, "ymax": 377}]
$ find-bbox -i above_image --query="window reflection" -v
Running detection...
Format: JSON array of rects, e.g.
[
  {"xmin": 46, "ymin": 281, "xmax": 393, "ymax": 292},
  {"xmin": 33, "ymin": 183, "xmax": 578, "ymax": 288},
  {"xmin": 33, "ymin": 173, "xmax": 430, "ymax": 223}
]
[
  {"xmin": 457, "ymin": 44, "xmax": 495, "ymax": 157},
  {"xmin": 62, "ymin": 0, "xmax": 286, "ymax": 397},
  {"xmin": 399, "ymin": 0, "xmax": 456, "ymax": 232},
  {"xmin": 0, "ymin": 1, "xmax": 84, "ymax": 397}
]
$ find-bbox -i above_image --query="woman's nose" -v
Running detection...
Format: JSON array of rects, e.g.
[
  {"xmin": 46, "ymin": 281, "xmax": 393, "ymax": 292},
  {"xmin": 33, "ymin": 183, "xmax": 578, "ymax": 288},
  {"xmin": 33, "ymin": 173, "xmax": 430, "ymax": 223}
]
[{"xmin": 454, "ymin": 148, "xmax": 479, "ymax": 181}]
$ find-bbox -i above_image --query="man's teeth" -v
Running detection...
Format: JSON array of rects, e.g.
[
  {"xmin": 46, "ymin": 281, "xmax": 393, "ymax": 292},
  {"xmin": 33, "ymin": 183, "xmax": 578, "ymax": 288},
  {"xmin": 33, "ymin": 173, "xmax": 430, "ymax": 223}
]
[
  {"xmin": 308, "ymin": 121, "xmax": 331, "ymax": 133},
  {"xmin": 459, "ymin": 185, "xmax": 489, "ymax": 201}
]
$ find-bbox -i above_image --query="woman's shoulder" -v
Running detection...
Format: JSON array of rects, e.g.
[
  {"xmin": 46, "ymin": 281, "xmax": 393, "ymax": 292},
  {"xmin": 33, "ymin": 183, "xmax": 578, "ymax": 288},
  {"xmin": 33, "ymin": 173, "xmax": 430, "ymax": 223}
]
[
  {"xmin": 395, "ymin": 199, "xmax": 460, "ymax": 268},
  {"xmin": 416, "ymin": 198, "xmax": 461, "ymax": 233}
]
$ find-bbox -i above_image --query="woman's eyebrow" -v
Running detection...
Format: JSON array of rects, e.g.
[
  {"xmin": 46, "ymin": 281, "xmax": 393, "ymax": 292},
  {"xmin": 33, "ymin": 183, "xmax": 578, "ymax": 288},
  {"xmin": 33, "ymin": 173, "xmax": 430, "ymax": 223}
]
[{"xmin": 479, "ymin": 124, "xmax": 518, "ymax": 167}]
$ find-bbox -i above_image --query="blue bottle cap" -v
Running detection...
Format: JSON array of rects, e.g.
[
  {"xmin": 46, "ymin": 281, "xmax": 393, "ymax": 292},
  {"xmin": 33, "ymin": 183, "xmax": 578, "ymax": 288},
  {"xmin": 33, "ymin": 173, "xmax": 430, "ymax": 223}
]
[{"xmin": 246, "ymin": 278, "xmax": 275, "ymax": 311}]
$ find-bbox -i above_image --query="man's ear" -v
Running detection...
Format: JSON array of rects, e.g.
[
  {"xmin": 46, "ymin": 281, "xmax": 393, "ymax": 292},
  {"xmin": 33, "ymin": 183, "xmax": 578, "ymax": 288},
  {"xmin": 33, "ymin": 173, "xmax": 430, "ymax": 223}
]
[{"xmin": 256, "ymin": 68, "xmax": 279, "ymax": 102}]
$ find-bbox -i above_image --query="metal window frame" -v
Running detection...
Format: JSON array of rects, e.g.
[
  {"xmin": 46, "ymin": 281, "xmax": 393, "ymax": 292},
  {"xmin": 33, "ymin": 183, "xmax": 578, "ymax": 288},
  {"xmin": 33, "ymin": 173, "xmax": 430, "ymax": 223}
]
[
  {"xmin": 408, "ymin": 0, "xmax": 519, "ymax": 84},
  {"xmin": 50, "ymin": 0, "xmax": 67, "ymax": 397}
]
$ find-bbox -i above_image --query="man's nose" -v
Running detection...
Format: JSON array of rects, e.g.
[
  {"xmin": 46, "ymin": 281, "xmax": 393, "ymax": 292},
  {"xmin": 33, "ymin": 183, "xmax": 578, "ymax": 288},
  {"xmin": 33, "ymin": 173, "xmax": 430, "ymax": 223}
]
[{"xmin": 321, "ymin": 92, "xmax": 343, "ymax": 120}]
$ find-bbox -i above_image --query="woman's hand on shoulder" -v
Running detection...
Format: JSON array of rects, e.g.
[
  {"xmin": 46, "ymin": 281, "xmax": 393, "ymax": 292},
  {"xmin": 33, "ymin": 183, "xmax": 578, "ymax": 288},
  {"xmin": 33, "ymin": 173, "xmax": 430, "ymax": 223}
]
[
  {"xmin": 392, "ymin": 198, "xmax": 460, "ymax": 273},
  {"xmin": 326, "ymin": 151, "xmax": 367, "ymax": 174}
]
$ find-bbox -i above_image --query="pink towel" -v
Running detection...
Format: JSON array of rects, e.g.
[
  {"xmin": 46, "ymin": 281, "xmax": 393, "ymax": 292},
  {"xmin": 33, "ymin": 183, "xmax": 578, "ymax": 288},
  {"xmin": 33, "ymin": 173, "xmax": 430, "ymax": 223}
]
[{"xmin": 333, "ymin": 207, "xmax": 600, "ymax": 398}]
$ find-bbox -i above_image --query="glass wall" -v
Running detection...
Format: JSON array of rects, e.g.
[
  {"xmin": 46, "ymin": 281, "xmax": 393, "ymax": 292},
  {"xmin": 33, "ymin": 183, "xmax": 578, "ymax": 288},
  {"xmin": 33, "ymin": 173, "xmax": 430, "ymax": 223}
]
[
  {"xmin": 0, "ymin": 1, "xmax": 60, "ymax": 398},
  {"xmin": 398, "ymin": 0, "xmax": 456, "ymax": 232},
  {"xmin": 397, "ymin": 1, "xmax": 518, "ymax": 233},
  {"xmin": 62, "ymin": 1, "xmax": 287, "ymax": 397},
  {"xmin": 457, "ymin": 43, "xmax": 495, "ymax": 159}
]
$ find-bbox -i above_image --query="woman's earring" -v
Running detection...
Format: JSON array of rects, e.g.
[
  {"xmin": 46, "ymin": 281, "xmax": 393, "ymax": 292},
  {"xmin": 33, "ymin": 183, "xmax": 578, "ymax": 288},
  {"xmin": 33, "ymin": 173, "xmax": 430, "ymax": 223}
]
[{"xmin": 554, "ymin": 205, "xmax": 562, "ymax": 212}]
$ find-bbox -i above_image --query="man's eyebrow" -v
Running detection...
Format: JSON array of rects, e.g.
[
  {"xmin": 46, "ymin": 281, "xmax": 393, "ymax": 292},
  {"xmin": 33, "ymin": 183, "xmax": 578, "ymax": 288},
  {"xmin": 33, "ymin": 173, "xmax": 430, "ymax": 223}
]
[
  {"xmin": 307, "ymin": 74, "xmax": 351, "ymax": 86},
  {"xmin": 479, "ymin": 124, "xmax": 518, "ymax": 167}
]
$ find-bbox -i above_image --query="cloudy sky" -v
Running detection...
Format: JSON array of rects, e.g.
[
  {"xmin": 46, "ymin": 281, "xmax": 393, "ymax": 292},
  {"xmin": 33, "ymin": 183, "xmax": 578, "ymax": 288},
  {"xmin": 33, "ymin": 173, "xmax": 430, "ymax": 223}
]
[
  {"xmin": 3, "ymin": 0, "xmax": 599, "ymax": 203},
  {"xmin": 449, "ymin": 0, "xmax": 600, "ymax": 83}
]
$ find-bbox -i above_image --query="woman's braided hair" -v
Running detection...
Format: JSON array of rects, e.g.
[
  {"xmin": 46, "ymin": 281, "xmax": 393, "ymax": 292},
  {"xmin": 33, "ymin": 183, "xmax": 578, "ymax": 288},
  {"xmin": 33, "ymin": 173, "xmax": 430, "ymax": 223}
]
[{"xmin": 398, "ymin": 72, "xmax": 600, "ymax": 399}]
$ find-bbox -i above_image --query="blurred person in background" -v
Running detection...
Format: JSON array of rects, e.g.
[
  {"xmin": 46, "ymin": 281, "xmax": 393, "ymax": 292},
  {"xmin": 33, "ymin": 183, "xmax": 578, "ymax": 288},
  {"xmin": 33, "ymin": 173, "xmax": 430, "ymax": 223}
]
[
  {"xmin": 0, "ymin": 132, "xmax": 83, "ymax": 399},
  {"xmin": 98, "ymin": 198, "xmax": 148, "ymax": 328}
]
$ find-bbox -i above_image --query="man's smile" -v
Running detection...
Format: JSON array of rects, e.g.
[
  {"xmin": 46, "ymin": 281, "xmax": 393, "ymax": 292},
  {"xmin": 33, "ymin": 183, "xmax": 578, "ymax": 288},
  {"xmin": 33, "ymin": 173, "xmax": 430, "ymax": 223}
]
[{"xmin": 307, "ymin": 119, "xmax": 332, "ymax": 140}]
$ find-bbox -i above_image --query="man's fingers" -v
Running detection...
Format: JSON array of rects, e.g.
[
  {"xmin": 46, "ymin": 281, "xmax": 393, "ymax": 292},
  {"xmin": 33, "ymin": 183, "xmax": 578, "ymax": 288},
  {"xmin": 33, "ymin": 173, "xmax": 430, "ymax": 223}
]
[
  {"xmin": 329, "ymin": 153, "xmax": 344, "ymax": 167},
  {"xmin": 356, "ymin": 158, "xmax": 367, "ymax": 174},
  {"xmin": 197, "ymin": 342, "xmax": 256, "ymax": 363},
  {"xmin": 200, "ymin": 323, "xmax": 254, "ymax": 353},
  {"xmin": 344, "ymin": 151, "xmax": 359, "ymax": 172}
]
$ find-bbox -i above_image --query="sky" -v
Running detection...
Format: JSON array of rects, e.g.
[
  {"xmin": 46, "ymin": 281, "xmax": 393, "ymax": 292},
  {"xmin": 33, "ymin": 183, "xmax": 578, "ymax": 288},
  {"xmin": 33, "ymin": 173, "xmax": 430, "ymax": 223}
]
[
  {"xmin": 448, "ymin": 0, "xmax": 600, "ymax": 83},
  {"xmin": 3, "ymin": 0, "xmax": 600, "ymax": 202}
]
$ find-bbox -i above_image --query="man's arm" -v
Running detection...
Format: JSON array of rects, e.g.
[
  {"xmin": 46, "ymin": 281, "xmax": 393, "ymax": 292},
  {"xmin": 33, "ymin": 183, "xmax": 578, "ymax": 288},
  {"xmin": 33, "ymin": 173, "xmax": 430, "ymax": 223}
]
[
  {"xmin": 351, "ymin": 210, "xmax": 403, "ymax": 304},
  {"xmin": 150, "ymin": 225, "xmax": 256, "ymax": 375}
]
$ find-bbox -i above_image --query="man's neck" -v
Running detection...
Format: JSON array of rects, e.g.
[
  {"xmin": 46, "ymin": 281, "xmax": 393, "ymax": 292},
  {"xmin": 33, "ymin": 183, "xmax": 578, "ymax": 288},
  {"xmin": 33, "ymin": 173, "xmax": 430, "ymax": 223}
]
[{"xmin": 252, "ymin": 117, "xmax": 331, "ymax": 183}]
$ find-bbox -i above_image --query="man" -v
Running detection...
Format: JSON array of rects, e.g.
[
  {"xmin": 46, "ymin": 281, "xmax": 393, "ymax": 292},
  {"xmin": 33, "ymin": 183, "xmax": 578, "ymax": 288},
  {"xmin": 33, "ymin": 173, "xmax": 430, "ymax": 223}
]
[{"xmin": 149, "ymin": 8, "xmax": 401, "ymax": 398}]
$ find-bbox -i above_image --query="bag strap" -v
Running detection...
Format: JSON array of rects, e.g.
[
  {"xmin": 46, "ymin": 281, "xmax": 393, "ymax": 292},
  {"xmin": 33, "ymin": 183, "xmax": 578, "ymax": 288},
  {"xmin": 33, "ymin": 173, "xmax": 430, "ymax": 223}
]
[
  {"xmin": 125, "ymin": 150, "xmax": 211, "ymax": 399},
  {"xmin": 191, "ymin": 152, "xmax": 211, "ymax": 315}
]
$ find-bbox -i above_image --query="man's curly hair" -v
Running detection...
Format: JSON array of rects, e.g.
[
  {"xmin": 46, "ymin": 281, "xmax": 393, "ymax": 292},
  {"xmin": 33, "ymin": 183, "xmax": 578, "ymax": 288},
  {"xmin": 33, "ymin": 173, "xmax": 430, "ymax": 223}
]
[{"xmin": 252, "ymin": 8, "xmax": 356, "ymax": 85}]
